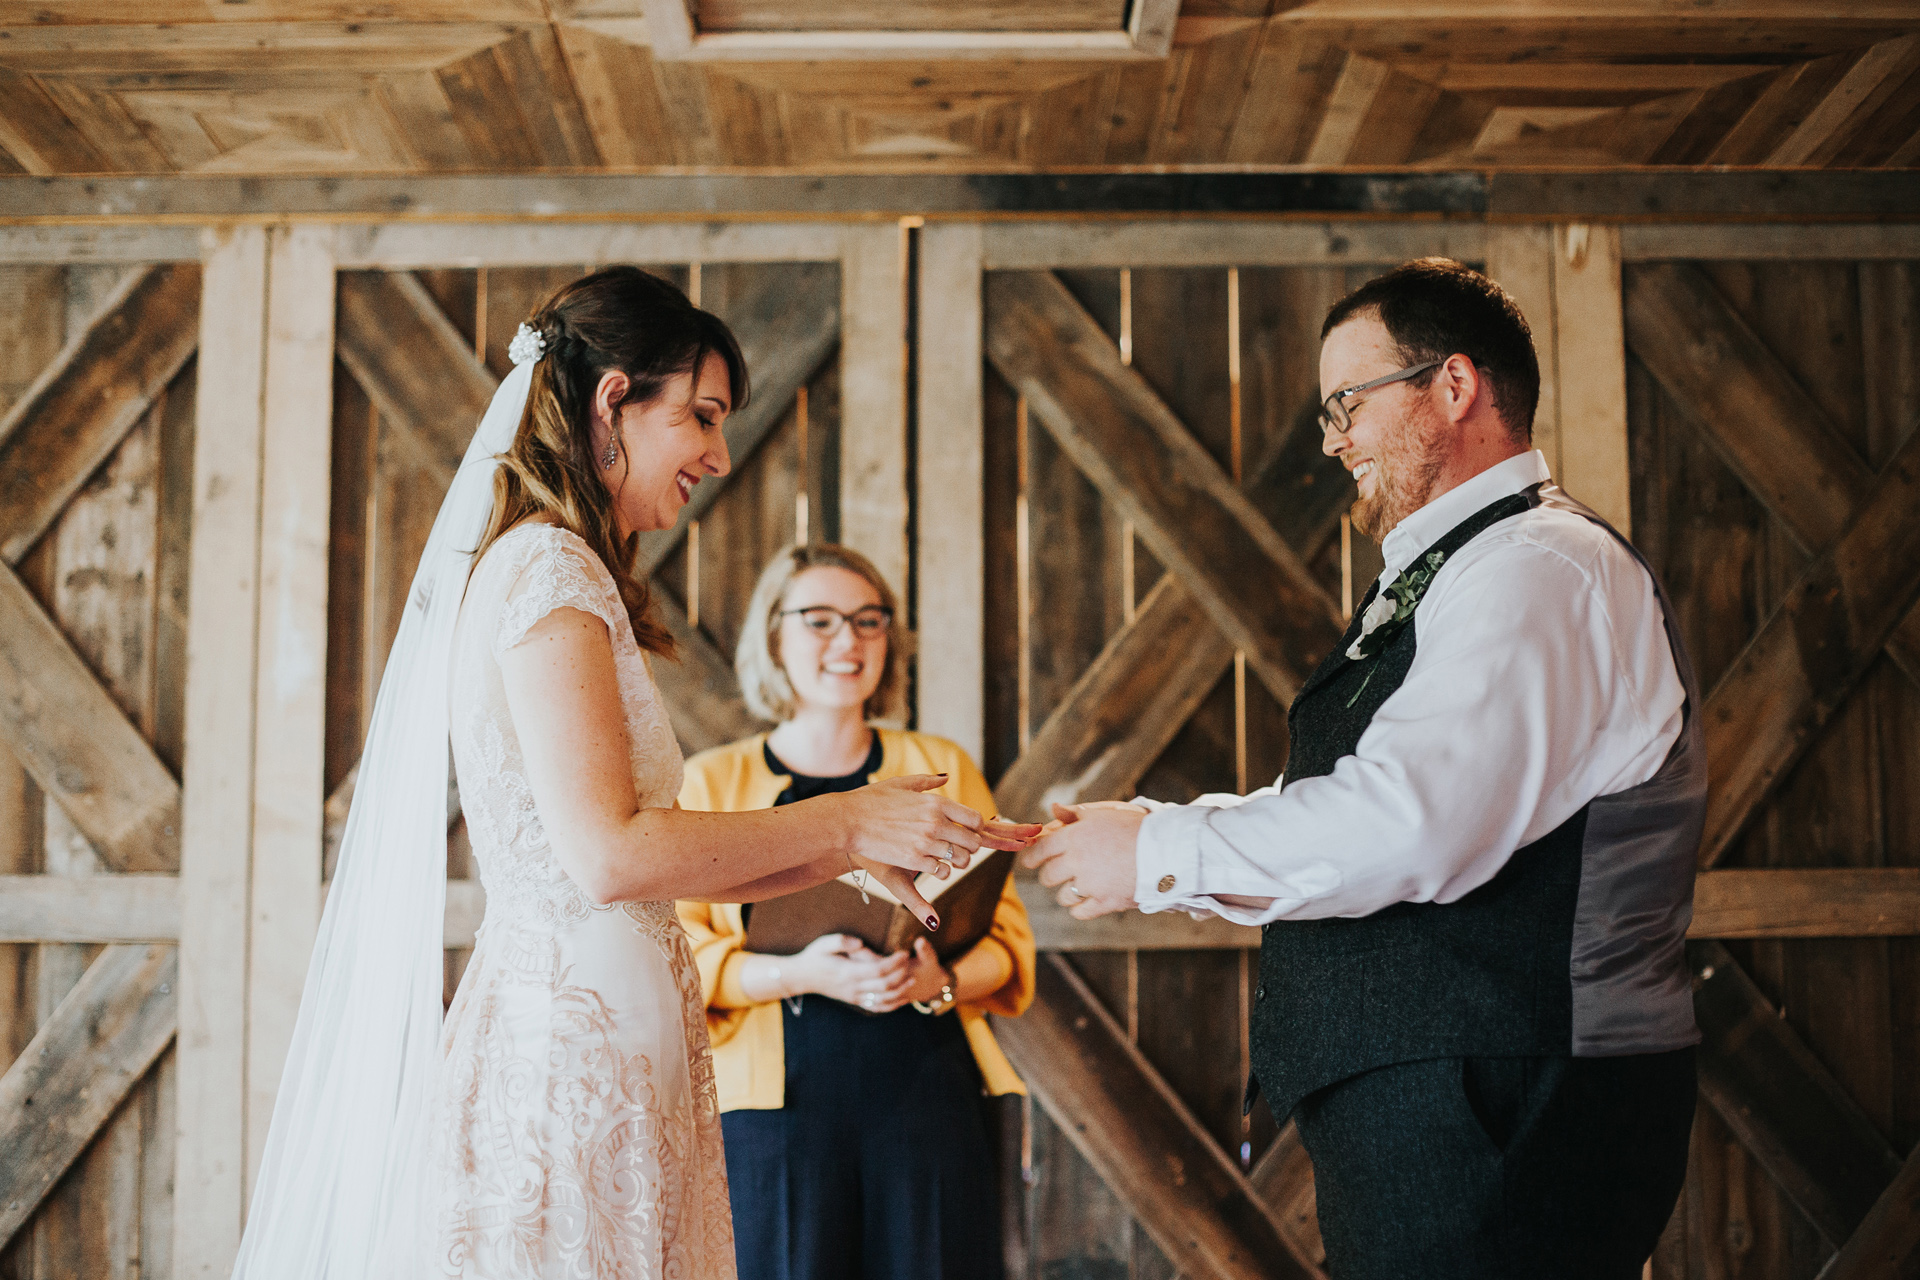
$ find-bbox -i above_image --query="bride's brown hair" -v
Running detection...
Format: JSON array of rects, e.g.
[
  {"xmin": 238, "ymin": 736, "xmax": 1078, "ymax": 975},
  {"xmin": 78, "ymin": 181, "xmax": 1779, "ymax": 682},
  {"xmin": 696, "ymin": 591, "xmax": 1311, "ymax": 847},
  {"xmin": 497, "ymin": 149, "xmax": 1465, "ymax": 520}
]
[{"xmin": 475, "ymin": 266, "xmax": 749, "ymax": 658}]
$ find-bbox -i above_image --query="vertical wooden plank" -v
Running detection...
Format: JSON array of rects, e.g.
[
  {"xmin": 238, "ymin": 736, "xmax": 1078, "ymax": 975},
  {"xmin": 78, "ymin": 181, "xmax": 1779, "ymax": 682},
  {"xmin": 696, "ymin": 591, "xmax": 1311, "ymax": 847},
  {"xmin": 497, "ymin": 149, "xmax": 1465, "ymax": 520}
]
[
  {"xmin": 1552, "ymin": 224, "xmax": 1631, "ymax": 535},
  {"xmin": 1485, "ymin": 224, "xmax": 1562, "ymax": 476},
  {"xmin": 916, "ymin": 223, "xmax": 984, "ymax": 761},
  {"xmin": 245, "ymin": 225, "xmax": 333, "ymax": 1192},
  {"xmin": 839, "ymin": 223, "xmax": 909, "ymax": 623},
  {"xmin": 176, "ymin": 224, "xmax": 268, "ymax": 1280}
]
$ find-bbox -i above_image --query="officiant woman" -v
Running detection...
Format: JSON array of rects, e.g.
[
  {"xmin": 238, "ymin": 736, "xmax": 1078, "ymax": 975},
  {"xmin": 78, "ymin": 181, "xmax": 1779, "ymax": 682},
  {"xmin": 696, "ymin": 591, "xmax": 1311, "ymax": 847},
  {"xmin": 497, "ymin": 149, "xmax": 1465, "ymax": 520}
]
[{"xmin": 676, "ymin": 543, "xmax": 1035, "ymax": 1280}]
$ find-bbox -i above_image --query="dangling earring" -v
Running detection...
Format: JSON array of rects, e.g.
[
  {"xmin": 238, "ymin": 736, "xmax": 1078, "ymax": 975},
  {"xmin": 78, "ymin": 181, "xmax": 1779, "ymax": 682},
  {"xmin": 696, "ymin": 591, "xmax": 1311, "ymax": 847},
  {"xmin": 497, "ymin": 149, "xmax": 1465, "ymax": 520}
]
[{"xmin": 601, "ymin": 435, "xmax": 619, "ymax": 469}]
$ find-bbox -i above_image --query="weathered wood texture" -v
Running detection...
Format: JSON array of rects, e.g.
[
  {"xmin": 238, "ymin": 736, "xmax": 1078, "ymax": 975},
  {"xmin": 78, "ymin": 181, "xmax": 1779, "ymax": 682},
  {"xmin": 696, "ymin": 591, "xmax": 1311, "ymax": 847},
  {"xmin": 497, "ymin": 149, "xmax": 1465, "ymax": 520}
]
[
  {"xmin": 1, "ymin": 17, "xmax": 1917, "ymax": 174},
  {"xmin": 0, "ymin": 944, "xmax": 175, "ymax": 1249},
  {"xmin": 995, "ymin": 955, "xmax": 1312, "ymax": 1280},
  {"xmin": 1630, "ymin": 253, "xmax": 1920, "ymax": 1279}
]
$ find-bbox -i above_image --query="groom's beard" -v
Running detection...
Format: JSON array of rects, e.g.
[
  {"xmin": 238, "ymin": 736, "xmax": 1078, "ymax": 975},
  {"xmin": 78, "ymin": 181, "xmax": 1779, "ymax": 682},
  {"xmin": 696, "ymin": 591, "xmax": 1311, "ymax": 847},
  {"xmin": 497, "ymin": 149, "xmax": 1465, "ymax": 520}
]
[{"xmin": 1350, "ymin": 406, "xmax": 1445, "ymax": 543}]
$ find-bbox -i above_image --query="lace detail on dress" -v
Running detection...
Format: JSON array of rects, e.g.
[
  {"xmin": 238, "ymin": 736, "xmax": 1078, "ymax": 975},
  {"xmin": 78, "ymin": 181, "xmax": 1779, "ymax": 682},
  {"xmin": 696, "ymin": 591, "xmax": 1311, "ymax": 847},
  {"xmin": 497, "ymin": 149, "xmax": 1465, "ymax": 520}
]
[{"xmin": 438, "ymin": 523, "xmax": 727, "ymax": 1279}]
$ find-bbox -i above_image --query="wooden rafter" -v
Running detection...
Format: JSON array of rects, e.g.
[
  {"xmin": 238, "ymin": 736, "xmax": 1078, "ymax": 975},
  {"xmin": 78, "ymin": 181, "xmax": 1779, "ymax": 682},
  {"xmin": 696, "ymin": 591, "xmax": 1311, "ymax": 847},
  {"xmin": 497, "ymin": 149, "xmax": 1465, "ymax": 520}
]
[
  {"xmin": 995, "ymin": 954, "xmax": 1314, "ymax": 1280},
  {"xmin": 0, "ymin": 944, "xmax": 177, "ymax": 1246},
  {"xmin": 985, "ymin": 270, "xmax": 1344, "ymax": 708},
  {"xmin": 995, "ymin": 404, "xmax": 1349, "ymax": 822},
  {"xmin": 1691, "ymin": 942, "xmax": 1905, "ymax": 1249}
]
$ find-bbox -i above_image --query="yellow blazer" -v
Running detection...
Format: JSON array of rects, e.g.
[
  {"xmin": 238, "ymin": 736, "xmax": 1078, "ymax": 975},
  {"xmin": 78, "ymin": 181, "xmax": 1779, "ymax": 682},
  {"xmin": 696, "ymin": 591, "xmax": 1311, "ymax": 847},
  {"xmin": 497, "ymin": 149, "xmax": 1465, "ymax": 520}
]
[{"xmin": 676, "ymin": 728, "xmax": 1035, "ymax": 1111}]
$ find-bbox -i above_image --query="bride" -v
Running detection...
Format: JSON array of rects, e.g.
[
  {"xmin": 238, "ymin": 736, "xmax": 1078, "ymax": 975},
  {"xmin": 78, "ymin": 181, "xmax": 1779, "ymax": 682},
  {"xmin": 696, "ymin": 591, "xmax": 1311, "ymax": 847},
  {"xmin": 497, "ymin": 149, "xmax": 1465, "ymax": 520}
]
[{"xmin": 229, "ymin": 266, "xmax": 1034, "ymax": 1280}]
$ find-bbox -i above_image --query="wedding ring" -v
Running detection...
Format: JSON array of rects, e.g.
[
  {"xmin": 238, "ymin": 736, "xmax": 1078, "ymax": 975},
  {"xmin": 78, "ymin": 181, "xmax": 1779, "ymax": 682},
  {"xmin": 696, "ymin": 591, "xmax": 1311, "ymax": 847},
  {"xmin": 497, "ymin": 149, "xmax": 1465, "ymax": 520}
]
[{"xmin": 1064, "ymin": 883, "xmax": 1087, "ymax": 902}]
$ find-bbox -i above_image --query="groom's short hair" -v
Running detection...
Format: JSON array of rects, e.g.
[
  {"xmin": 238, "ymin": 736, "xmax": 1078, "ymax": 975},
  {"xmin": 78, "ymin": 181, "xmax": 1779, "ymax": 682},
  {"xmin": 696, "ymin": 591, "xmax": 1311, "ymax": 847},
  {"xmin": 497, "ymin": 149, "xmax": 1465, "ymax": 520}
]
[{"xmin": 1322, "ymin": 258, "xmax": 1541, "ymax": 444}]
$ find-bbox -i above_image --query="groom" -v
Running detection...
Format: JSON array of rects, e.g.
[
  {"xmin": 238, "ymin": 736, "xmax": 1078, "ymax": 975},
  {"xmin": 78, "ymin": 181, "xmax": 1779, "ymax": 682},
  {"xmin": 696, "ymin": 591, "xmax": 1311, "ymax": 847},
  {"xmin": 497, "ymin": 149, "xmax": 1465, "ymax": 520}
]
[{"xmin": 1024, "ymin": 259, "xmax": 1703, "ymax": 1280}]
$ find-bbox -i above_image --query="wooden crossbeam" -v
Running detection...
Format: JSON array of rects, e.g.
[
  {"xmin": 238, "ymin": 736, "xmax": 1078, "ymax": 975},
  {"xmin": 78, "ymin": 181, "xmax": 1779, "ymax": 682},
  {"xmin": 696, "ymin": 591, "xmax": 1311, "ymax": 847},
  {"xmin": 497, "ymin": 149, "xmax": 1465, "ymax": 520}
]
[
  {"xmin": 996, "ymin": 954, "xmax": 1315, "ymax": 1280},
  {"xmin": 985, "ymin": 270, "xmax": 1344, "ymax": 708},
  {"xmin": 633, "ymin": 261, "xmax": 841, "ymax": 577},
  {"xmin": 1690, "ymin": 941, "xmax": 1904, "ymax": 1248},
  {"xmin": 1625, "ymin": 262, "xmax": 1920, "ymax": 862},
  {"xmin": 0, "ymin": 561, "xmax": 178, "ymax": 872},
  {"xmin": 1248, "ymin": 1122, "xmax": 1328, "ymax": 1279},
  {"xmin": 1690, "ymin": 867, "xmax": 1920, "ymax": 938},
  {"xmin": 335, "ymin": 269, "xmax": 497, "ymax": 482},
  {"xmin": 995, "ymin": 409, "xmax": 1350, "ymax": 822},
  {"xmin": 1695, "ymin": 422, "xmax": 1920, "ymax": 868},
  {"xmin": 0, "ymin": 263, "xmax": 200, "ymax": 563},
  {"xmin": 651, "ymin": 590, "xmax": 765, "ymax": 755},
  {"xmin": 0, "ymin": 944, "xmax": 177, "ymax": 1247},
  {"xmin": 1818, "ymin": 1139, "xmax": 1920, "ymax": 1280}
]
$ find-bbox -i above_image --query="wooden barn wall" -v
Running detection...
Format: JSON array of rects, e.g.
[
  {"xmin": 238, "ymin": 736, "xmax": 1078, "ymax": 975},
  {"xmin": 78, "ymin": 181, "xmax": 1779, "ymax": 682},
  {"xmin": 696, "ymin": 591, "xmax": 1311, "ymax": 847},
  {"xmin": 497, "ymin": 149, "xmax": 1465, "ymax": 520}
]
[
  {"xmin": 1628, "ymin": 258, "xmax": 1920, "ymax": 1279},
  {"xmin": 2, "ymin": 219, "xmax": 1918, "ymax": 1280},
  {"xmin": 0, "ymin": 262, "xmax": 194, "ymax": 1280}
]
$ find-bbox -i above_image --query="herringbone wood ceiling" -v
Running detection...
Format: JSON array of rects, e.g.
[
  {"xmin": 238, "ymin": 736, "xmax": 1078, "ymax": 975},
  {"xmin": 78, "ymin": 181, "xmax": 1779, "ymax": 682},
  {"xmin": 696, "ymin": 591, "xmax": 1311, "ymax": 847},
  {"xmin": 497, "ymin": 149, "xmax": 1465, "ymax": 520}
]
[{"xmin": 0, "ymin": 1, "xmax": 1916, "ymax": 175}]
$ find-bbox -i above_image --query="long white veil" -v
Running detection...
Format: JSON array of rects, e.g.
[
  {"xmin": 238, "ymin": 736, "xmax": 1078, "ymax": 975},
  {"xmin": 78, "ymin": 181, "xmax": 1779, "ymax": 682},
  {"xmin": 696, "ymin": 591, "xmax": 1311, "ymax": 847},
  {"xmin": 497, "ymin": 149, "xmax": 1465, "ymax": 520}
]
[{"xmin": 231, "ymin": 358, "xmax": 534, "ymax": 1280}]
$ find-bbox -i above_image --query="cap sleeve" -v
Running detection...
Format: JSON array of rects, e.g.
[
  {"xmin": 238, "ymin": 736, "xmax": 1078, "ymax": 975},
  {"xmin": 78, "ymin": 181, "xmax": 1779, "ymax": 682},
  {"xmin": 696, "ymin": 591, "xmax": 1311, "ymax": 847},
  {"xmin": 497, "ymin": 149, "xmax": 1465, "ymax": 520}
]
[{"xmin": 492, "ymin": 526, "xmax": 625, "ymax": 658}]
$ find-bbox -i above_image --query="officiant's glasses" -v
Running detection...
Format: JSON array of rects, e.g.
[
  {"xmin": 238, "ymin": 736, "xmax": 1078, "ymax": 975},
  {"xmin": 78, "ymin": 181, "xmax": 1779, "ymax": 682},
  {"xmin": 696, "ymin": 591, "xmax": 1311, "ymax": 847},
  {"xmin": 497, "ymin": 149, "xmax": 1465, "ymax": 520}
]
[
  {"xmin": 778, "ymin": 605, "xmax": 894, "ymax": 639},
  {"xmin": 1319, "ymin": 360, "xmax": 1442, "ymax": 435}
]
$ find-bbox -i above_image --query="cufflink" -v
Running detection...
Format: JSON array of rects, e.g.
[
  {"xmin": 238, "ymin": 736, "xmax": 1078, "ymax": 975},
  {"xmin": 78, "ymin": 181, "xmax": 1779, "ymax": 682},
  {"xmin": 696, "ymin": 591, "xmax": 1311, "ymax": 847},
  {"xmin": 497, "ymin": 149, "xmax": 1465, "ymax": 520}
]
[{"xmin": 1157, "ymin": 874, "xmax": 1176, "ymax": 893}]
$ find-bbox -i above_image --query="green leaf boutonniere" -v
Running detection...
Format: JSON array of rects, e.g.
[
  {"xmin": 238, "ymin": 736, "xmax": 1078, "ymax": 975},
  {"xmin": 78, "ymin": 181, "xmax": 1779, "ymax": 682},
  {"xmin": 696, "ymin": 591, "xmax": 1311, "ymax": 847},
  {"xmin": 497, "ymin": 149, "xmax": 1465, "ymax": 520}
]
[{"xmin": 1342, "ymin": 550, "xmax": 1448, "ymax": 705}]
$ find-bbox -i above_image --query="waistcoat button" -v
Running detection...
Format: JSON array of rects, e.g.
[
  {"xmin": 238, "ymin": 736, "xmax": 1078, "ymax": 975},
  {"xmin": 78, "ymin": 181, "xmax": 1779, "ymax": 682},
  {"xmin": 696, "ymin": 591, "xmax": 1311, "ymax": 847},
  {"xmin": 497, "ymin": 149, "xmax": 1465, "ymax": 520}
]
[{"xmin": 1256, "ymin": 986, "xmax": 1267, "ymax": 1001}]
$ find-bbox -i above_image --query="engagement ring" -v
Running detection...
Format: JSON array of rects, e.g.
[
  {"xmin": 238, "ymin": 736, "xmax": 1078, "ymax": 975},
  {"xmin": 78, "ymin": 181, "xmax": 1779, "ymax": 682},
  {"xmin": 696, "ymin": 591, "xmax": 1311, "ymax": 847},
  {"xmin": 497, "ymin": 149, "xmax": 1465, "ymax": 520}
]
[{"xmin": 1064, "ymin": 883, "xmax": 1086, "ymax": 902}]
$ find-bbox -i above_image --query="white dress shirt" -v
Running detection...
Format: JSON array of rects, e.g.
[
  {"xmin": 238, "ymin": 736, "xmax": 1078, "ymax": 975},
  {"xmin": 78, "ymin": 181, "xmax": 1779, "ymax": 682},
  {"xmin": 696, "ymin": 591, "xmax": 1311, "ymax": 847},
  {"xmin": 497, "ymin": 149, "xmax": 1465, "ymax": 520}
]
[{"xmin": 1133, "ymin": 450, "xmax": 1686, "ymax": 925}]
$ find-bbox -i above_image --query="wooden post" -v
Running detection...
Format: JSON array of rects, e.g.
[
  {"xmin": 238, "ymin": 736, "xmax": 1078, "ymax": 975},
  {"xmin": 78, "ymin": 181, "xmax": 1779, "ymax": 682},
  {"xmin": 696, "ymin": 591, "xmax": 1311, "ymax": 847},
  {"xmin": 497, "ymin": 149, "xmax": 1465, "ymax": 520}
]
[
  {"xmin": 176, "ymin": 224, "xmax": 270, "ymax": 1279},
  {"xmin": 245, "ymin": 225, "xmax": 334, "ymax": 1189},
  {"xmin": 1551, "ymin": 223, "xmax": 1631, "ymax": 535},
  {"xmin": 1485, "ymin": 224, "xmax": 1561, "ymax": 479},
  {"xmin": 1486, "ymin": 223, "xmax": 1631, "ymax": 535},
  {"xmin": 839, "ymin": 222, "xmax": 910, "ymax": 631},
  {"xmin": 914, "ymin": 223, "xmax": 984, "ymax": 760},
  {"xmin": 176, "ymin": 224, "xmax": 335, "ymax": 1275}
]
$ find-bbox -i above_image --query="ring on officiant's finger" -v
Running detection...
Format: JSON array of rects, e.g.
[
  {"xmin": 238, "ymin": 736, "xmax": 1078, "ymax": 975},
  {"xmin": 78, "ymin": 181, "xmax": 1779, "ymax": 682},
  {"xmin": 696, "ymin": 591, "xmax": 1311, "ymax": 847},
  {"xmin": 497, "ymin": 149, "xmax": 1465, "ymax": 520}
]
[
  {"xmin": 1064, "ymin": 883, "xmax": 1087, "ymax": 902},
  {"xmin": 861, "ymin": 993, "xmax": 876, "ymax": 1010}
]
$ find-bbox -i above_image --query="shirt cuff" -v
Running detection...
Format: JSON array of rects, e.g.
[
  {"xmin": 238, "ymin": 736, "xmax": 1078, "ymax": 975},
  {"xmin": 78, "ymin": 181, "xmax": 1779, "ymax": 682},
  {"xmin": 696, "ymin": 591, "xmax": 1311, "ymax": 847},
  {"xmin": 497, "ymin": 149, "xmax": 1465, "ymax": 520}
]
[{"xmin": 1134, "ymin": 804, "xmax": 1210, "ymax": 911}]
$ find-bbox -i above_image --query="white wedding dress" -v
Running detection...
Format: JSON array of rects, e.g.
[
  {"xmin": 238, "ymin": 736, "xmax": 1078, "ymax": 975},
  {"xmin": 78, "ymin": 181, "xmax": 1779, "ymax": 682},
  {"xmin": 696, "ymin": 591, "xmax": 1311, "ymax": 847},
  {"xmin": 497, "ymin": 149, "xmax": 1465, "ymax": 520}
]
[{"xmin": 434, "ymin": 521, "xmax": 736, "ymax": 1279}]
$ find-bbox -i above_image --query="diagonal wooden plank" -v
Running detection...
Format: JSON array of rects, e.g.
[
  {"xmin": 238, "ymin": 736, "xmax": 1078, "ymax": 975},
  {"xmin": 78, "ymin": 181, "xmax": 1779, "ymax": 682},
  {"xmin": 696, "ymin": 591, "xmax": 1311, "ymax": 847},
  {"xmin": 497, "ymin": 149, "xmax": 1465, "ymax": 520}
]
[
  {"xmin": 1768, "ymin": 34, "xmax": 1920, "ymax": 168},
  {"xmin": 995, "ymin": 412, "xmax": 1350, "ymax": 821},
  {"xmin": 1817, "ymin": 1138, "xmax": 1920, "ymax": 1280},
  {"xmin": 1624, "ymin": 261, "xmax": 1873, "ymax": 555},
  {"xmin": 0, "ymin": 943, "xmax": 176, "ymax": 1248},
  {"xmin": 997, "ymin": 954, "xmax": 1314, "ymax": 1280},
  {"xmin": 0, "ymin": 560, "xmax": 177, "ymax": 872},
  {"xmin": 1248, "ymin": 1121, "xmax": 1328, "ymax": 1280},
  {"xmin": 1690, "ymin": 941, "xmax": 1904, "ymax": 1249},
  {"xmin": 335, "ymin": 268, "xmax": 497, "ymax": 482},
  {"xmin": 0, "ymin": 262, "xmax": 200, "ymax": 563},
  {"xmin": 650, "ymin": 589, "xmax": 765, "ymax": 755},
  {"xmin": 634, "ymin": 261, "xmax": 841, "ymax": 577},
  {"xmin": 985, "ymin": 269, "xmax": 1344, "ymax": 707},
  {"xmin": 1698, "ymin": 422, "xmax": 1920, "ymax": 867}
]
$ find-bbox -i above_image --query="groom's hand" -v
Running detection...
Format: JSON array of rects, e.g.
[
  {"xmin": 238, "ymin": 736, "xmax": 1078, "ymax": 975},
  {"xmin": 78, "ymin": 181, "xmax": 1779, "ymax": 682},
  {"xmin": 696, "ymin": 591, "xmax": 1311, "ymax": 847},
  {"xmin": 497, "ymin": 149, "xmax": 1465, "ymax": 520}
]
[{"xmin": 1021, "ymin": 803, "xmax": 1147, "ymax": 919}]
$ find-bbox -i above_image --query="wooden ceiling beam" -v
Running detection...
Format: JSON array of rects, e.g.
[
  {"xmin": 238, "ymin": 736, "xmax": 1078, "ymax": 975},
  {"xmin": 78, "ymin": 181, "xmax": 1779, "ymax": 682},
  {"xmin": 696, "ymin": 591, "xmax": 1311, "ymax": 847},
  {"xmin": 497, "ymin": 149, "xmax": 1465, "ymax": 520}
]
[
  {"xmin": 1768, "ymin": 32, "xmax": 1920, "ymax": 166},
  {"xmin": 985, "ymin": 269, "xmax": 1344, "ymax": 708},
  {"xmin": 0, "ymin": 944, "xmax": 177, "ymax": 1249},
  {"xmin": 995, "ymin": 954, "xmax": 1315, "ymax": 1280},
  {"xmin": 1691, "ymin": 940, "xmax": 1904, "ymax": 1249},
  {"xmin": 3, "ymin": 171, "xmax": 1915, "ymax": 222}
]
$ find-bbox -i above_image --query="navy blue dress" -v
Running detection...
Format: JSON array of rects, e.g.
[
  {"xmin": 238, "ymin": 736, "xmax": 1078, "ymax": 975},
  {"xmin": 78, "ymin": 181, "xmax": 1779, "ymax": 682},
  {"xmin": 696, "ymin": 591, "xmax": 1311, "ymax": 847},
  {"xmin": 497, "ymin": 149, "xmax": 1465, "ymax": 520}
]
[{"xmin": 722, "ymin": 738, "xmax": 1005, "ymax": 1280}]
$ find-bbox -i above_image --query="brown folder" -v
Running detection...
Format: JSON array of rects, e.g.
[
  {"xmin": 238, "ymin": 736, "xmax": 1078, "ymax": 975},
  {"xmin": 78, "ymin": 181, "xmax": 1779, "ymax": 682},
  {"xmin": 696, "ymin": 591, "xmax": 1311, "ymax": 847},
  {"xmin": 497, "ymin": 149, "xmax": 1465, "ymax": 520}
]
[{"xmin": 742, "ymin": 848, "xmax": 1014, "ymax": 965}]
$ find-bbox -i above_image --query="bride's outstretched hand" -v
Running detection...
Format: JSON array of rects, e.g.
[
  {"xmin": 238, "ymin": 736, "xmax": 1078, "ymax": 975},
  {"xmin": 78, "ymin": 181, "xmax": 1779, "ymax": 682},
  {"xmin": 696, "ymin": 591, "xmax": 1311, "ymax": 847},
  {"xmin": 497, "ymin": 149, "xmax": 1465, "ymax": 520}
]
[{"xmin": 829, "ymin": 774, "xmax": 1040, "ymax": 931}]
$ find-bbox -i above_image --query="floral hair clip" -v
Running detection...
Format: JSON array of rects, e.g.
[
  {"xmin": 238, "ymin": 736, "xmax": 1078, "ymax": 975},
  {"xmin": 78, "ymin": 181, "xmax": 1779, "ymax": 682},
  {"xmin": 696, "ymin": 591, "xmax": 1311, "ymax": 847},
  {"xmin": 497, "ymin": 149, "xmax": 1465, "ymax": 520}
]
[{"xmin": 508, "ymin": 323, "xmax": 547, "ymax": 368}]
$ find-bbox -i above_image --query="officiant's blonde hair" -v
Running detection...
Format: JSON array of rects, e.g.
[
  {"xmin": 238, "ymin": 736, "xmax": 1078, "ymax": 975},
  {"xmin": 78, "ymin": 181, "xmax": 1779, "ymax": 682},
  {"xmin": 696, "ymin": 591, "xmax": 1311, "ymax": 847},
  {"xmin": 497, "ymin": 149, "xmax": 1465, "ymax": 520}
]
[{"xmin": 737, "ymin": 544, "xmax": 912, "ymax": 723}]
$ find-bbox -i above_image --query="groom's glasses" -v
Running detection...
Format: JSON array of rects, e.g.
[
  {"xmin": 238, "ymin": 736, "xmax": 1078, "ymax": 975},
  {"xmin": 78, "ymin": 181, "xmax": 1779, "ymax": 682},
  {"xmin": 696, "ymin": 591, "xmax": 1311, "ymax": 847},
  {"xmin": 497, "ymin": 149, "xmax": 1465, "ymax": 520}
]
[
  {"xmin": 778, "ymin": 605, "xmax": 894, "ymax": 639},
  {"xmin": 1319, "ymin": 360, "xmax": 1442, "ymax": 435}
]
